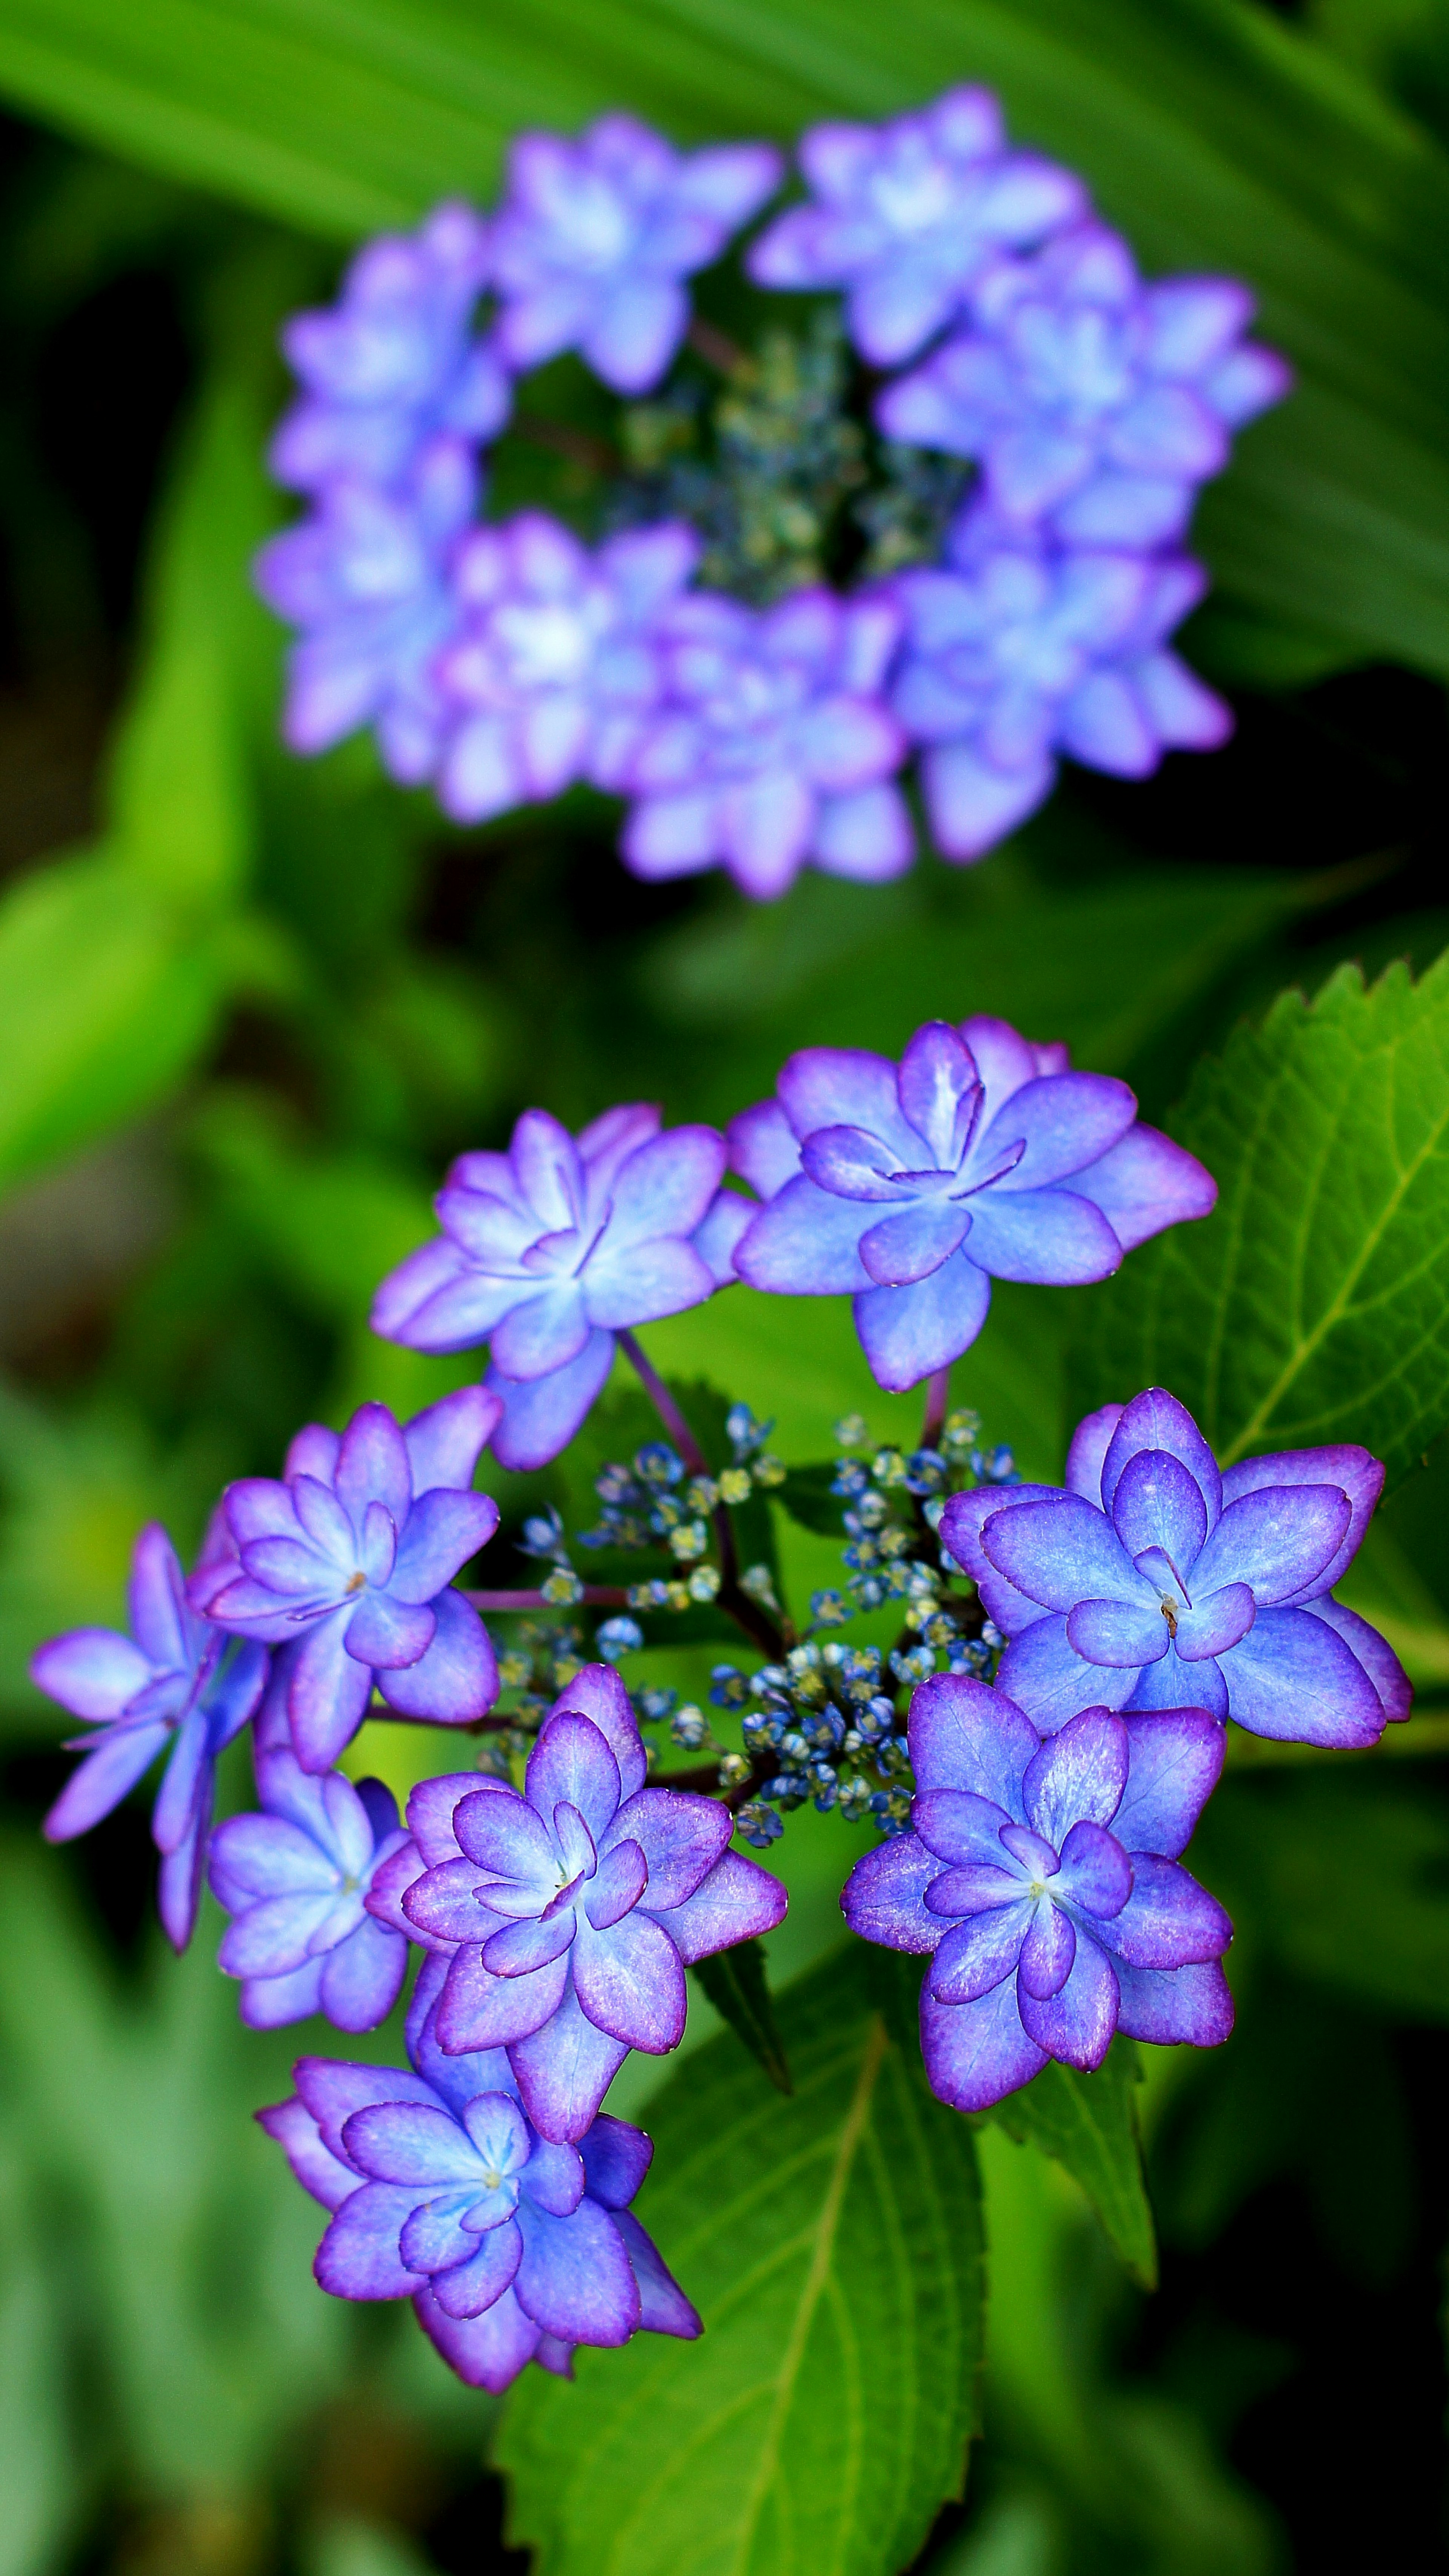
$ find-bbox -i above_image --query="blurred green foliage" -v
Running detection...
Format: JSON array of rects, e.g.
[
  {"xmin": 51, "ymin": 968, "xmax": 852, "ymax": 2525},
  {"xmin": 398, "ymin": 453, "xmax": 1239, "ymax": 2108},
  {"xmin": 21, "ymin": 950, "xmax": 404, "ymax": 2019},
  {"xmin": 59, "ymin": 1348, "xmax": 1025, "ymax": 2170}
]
[{"xmin": 0, "ymin": 1, "xmax": 1445, "ymax": 2569}]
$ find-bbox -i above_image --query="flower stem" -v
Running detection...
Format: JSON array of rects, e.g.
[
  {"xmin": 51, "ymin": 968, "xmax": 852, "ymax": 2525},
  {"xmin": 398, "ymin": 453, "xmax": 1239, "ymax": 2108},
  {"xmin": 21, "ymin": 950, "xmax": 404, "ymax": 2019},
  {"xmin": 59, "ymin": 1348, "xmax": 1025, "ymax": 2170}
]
[
  {"xmin": 462, "ymin": 1585, "xmax": 631, "ymax": 1611},
  {"xmin": 920, "ymin": 1366, "xmax": 951, "ymax": 1448},
  {"xmin": 617, "ymin": 1328, "xmax": 788, "ymax": 1662}
]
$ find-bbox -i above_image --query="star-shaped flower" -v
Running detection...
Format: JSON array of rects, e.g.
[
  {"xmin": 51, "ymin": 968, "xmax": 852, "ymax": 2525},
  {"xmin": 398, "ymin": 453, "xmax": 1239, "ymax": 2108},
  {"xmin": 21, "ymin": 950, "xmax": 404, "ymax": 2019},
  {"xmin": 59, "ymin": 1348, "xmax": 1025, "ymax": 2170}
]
[{"xmin": 210, "ymin": 1738, "xmax": 411, "ymax": 2031}]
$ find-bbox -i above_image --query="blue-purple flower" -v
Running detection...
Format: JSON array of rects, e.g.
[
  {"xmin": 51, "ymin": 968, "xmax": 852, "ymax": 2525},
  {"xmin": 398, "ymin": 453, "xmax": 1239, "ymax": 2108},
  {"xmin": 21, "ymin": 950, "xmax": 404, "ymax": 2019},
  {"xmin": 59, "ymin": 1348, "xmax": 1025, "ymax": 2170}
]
[
  {"xmin": 371, "ymin": 1665, "xmax": 787, "ymax": 2142},
  {"xmin": 209, "ymin": 1738, "xmax": 410, "ymax": 2031},
  {"xmin": 259, "ymin": 1951, "xmax": 699, "ymax": 2389},
  {"xmin": 253, "ymin": 435, "xmax": 475, "ymax": 783},
  {"xmin": 729, "ymin": 1017, "xmax": 1216, "ymax": 1390},
  {"xmin": 269, "ymin": 203, "xmax": 510, "ymax": 493},
  {"xmin": 877, "ymin": 223, "xmax": 1291, "ymax": 549},
  {"xmin": 33, "ymin": 1523, "xmax": 267, "ymax": 1951},
  {"xmin": 190, "ymin": 1390, "xmax": 501, "ymax": 1775},
  {"xmin": 842, "ymin": 1673, "xmax": 1233, "ymax": 2110},
  {"xmin": 371, "ymin": 1104, "xmax": 746, "ymax": 1471},
  {"xmin": 747, "ymin": 87, "xmax": 1085, "ymax": 368},
  {"xmin": 491, "ymin": 114, "xmax": 781, "ymax": 393},
  {"xmin": 618, "ymin": 589, "xmax": 912, "ymax": 900},
  {"xmin": 941, "ymin": 1389, "xmax": 1409, "ymax": 1747},
  {"xmin": 433, "ymin": 513, "xmax": 698, "ymax": 824},
  {"xmin": 888, "ymin": 518, "xmax": 1231, "ymax": 861}
]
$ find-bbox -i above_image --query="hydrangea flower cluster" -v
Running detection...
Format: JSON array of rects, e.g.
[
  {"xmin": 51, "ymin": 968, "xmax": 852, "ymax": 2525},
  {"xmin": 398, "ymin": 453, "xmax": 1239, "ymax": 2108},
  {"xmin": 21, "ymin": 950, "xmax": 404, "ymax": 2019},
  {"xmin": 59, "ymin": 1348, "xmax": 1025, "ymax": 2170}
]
[
  {"xmin": 31, "ymin": 1008, "xmax": 1409, "ymax": 2394},
  {"xmin": 256, "ymin": 89, "xmax": 1287, "ymax": 889}
]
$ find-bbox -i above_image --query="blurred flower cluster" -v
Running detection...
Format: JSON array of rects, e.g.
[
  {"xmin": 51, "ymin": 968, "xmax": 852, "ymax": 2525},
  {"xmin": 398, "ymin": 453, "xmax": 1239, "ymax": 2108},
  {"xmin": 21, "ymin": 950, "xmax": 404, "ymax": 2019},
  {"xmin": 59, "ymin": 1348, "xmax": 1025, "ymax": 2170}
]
[{"xmin": 254, "ymin": 88, "xmax": 1287, "ymax": 893}]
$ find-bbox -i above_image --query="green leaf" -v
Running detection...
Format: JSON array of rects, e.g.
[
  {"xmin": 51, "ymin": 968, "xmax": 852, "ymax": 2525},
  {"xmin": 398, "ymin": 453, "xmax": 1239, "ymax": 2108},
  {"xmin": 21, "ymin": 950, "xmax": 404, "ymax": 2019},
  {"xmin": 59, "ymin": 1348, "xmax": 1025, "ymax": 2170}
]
[
  {"xmin": 498, "ymin": 1944, "xmax": 984, "ymax": 2576},
  {"xmin": 689, "ymin": 1937, "xmax": 793, "ymax": 2094},
  {"xmin": 776, "ymin": 1462, "xmax": 846, "ymax": 1538},
  {"xmin": 2, "ymin": 3, "xmax": 1449, "ymax": 676},
  {"xmin": 986, "ymin": 2040, "xmax": 1158, "ymax": 2291},
  {"xmin": 1067, "ymin": 954, "xmax": 1449, "ymax": 1487}
]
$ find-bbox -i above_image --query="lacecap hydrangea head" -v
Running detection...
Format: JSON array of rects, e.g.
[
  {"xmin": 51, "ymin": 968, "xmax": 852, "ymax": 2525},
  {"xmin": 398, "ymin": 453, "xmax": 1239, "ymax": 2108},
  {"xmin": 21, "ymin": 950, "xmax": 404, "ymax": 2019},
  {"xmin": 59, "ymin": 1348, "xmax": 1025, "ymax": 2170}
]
[
  {"xmin": 842, "ymin": 1672, "xmax": 1234, "ymax": 2110},
  {"xmin": 371, "ymin": 1103, "xmax": 750, "ymax": 1470},
  {"xmin": 941, "ymin": 1388, "xmax": 1409, "ymax": 1747},
  {"xmin": 728, "ymin": 1017, "xmax": 1215, "ymax": 1391}
]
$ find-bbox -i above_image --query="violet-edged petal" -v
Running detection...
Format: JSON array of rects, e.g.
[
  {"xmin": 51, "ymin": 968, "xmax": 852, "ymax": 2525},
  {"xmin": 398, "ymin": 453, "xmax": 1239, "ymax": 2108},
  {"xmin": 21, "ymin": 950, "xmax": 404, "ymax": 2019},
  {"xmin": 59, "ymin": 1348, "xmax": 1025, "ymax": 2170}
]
[
  {"xmin": 335, "ymin": 1402, "xmax": 413, "ymax": 1529},
  {"xmin": 31, "ymin": 1627, "xmax": 154, "ymax": 1723},
  {"xmin": 598, "ymin": 1124, "xmax": 725, "ymax": 1248},
  {"xmin": 1066, "ymin": 1597, "xmax": 1172, "ymax": 1667},
  {"xmin": 983, "ymin": 1494, "xmax": 1145, "ymax": 1616},
  {"xmin": 126, "ymin": 1522, "xmax": 189, "ymax": 1667},
  {"xmin": 431, "ymin": 2221, "xmax": 526, "ymax": 2320},
  {"xmin": 315, "ymin": 2182, "xmax": 420, "ymax": 2298},
  {"xmin": 521, "ymin": 2135, "xmax": 587, "ymax": 2219},
  {"xmin": 571, "ymin": 1911, "xmax": 686, "ymax": 2051},
  {"xmin": 958, "ymin": 1185, "xmax": 1123, "ymax": 1286},
  {"xmin": 256, "ymin": 2096, "xmax": 358, "ymax": 2211},
  {"xmin": 285, "ymin": 1616, "xmax": 375, "ymax": 1773},
  {"xmin": 404, "ymin": 1385, "xmax": 505, "ymax": 1496},
  {"xmin": 415, "ymin": 2281, "xmax": 541, "ymax": 2390},
  {"xmin": 484, "ymin": 1911, "xmax": 578, "ymax": 1979},
  {"xmin": 345, "ymin": 1593, "xmax": 436, "ymax": 1670},
  {"xmin": 402, "ymin": 1857, "xmax": 507, "ymax": 1949},
  {"xmin": 389, "ymin": 1490, "xmax": 499, "ymax": 1603},
  {"xmin": 1113, "ymin": 1710, "xmax": 1226, "ymax": 1857},
  {"xmin": 436, "ymin": 1946, "xmax": 571, "ymax": 2052},
  {"xmin": 734, "ymin": 1174, "xmax": 873, "ymax": 1296},
  {"xmin": 210, "ymin": 1810, "xmax": 336, "ymax": 1899},
  {"xmin": 1017, "ymin": 1927, "xmax": 1120, "ymax": 2070},
  {"xmin": 996, "ymin": 1617, "xmax": 1137, "ymax": 1734},
  {"xmin": 239, "ymin": 1961, "xmax": 326, "ymax": 2029},
  {"xmin": 1221, "ymin": 1605, "xmax": 1386, "ymax": 1747},
  {"xmin": 926, "ymin": 1860, "xmax": 1035, "ymax": 1918},
  {"xmin": 343, "ymin": 2099, "xmax": 488, "ymax": 2190},
  {"xmin": 727, "ymin": 1099, "xmax": 803, "ymax": 1200},
  {"xmin": 937, "ymin": 1482, "xmax": 1061, "ymax": 1589},
  {"xmin": 840, "ymin": 1831, "xmax": 941, "ymax": 1954},
  {"xmin": 1174, "ymin": 1582, "xmax": 1256, "ymax": 1662},
  {"xmin": 487, "ymin": 1330, "xmax": 615, "ymax": 1472},
  {"xmin": 408, "ymin": 1772, "xmax": 488, "ymax": 1866},
  {"xmin": 508, "ymin": 1980, "xmax": 629, "ymax": 2144},
  {"xmin": 907, "ymin": 1673, "xmax": 1036, "ymax": 1811},
  {"xmin": 919, "ymin": 1973, "xmax": 1048, "ymax": 2113},
  {"xmin": 1110, "ymin": 1448, "xmax": 1209, "ymax": 1570},
  {"xmin": 408, "ymin": 2193, "xmax": 506, "ymax": 2284},
  {"xmin": 515, "ymin": 2197, "xmax": 640, "ymax": 2346},
  {"xmin": 1071, "ymin": 1125, "xmax": 1216, "ymax": 1254},
  {"xmin": 1125, "ymin": 1641, "xmax": 1229, "ymax": 1720},
  {"xmin": 1100, "ymin": 1391, "xmax": 1221, "ymax": 1524},
  {"xmin": 1220, "ymin": 1445, "xmax": 1383, "ymax": 1603},
  {"xmin": 1018, "ymin": 1903, "xmax": 1076, "ymax": 2001},
  {"xmin": 583, "ymin": 1237, "xmax": 716, "ymax": 1331},
  {"xmin": 1094, "ymin": 1853, "xmax": 1231, "ymax": 1969},
  {"xmin": 1022, "ymin": 1707, "xmax": 1129, "ymax": 1845},
  {"xmin": 858, "ymin": 1199, "xmax": 972, "ymax": 1288},
  {"xmin": 614, "ymin": 2210, "xmax": 702, "ymax": 2338},
  {"xmin": 1192, "ymin": 1483, "xmax": 1351, "ymax": 1607},
  {"xmin": 1113, "ymin": 1956, "xmax": 1234, "ymax": 2047},
  {"xmin": 1305, "ymin": 1595, "xmax": 1411, "ymax": 1723},
  {"xmin": 584, "ymin": 1838, "xmax": 648, "ymax": 1931},
  {"xmin": 376, "ymin": 1587, "xmax": 498, "ymax": 1724},
  {"xmin": 911, "ymin": 1787, "xmax": 1015, "ymax": 1869},
  {"xmin": 543, "ymin": 1663, "xmax": 648, "ymax": 1800},
  {"xmin": 1054, "ymin": 1819, "xmax": 1133, "ymax": 1919},
  {"xmin": 453, "ymin": 1786, "xmax": 555, "ymax": 1881},
  {"xmin": 648, "ymin": 1846, "xmax": 787, "ymax": 1961},
  {"xmin": 491, "ymin": 1286, "xmax": 592, "ymax": 1382},
  {"xmin": 43, "ymin": 1720, "xmax": 170, "ymax": 1842},
  {"xmin": 220, "ymin": 1889, "xmax": 337, "ymax": 1977},
  {"xmin": 319, "ymin": 1916, "xmax": 409, "ymax": 2033},
  {"xmin": 526, "ymin": 1712, "xmax": 622, "ymax": 1843},
  {"xmin": 1065, "ymin": 1405, "xmax": 1125, "ymax": 1504},
  {"xmin": 608, "ymin": 1785, "xmax": 732, "ymax": 1906},
  {"xmin": 975, "ymin": 1071, "xmax": 1136, "ymax": 1193},
  {"xmin": 854, "ymin": 1246, "xmax": 993, "ymax": 1390},
  {"xmin": 578, "ymin": 2116, "xmax": 652, "ymax": 2210},
  {"xmin": 929, "ymin": 1904, "xmax": 1032, "ymax": 2004},
  {"xmin": 158, "ymin": 1815, "xmax": 209, "ymax": 1953}
]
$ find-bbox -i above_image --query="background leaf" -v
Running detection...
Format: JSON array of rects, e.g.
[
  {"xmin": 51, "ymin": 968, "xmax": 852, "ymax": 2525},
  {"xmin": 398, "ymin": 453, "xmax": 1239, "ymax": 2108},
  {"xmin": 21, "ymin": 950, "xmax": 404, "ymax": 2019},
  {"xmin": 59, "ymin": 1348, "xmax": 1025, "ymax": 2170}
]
[
  {"xmin": 1066, "ymin": 955, "xmax": 1449, "ymax": 1486},
  {"xmin": 499, "ymin": 1943, "xmax": 985, "ymax": 2576},
  {"xmin": 986, "ymin": 2041, "xmax": 1157, "ymax": 2291},
  {"xmin": 689, "ymin": 1939, "xmax": 793, "ymax": 2094}
]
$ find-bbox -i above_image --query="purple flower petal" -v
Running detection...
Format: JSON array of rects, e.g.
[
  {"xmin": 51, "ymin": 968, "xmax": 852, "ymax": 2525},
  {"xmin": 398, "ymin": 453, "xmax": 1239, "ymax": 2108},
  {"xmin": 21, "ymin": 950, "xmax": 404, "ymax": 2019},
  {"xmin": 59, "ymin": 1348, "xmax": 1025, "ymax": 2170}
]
[
  {"xmin": 1066, "ymin": 1598, "xmax": 1172, "ymax": 1667},
  {"xmin": 283, "ymin": 1614, "xmax": 375, "ymax": 1773},
  {"xmin": 1221, "ymin": 1605, "xmax": 1385, "ymax": 1747},
  {"xmin": 907, "ymin": 1674, "xmax": 1037, "ymax": 1810},
  {"xmin": 319, "ymin": 1916, "xmax": 409, "ymax": 2032},
  {"xmin": 859, "ymin": 1199, "xmax": 972, "ymax": 1288},
  {"xmin": 342, "ymin": 2099, "xmax": 488, "ymax": 2190},
  {"xmin": 487, "ymin": 1330, "xmax": 616, "ymax": 1471},
  {"xmin": 854, "ymin": 1245, "xmax": 993, "ymax": 1389},
  {"xmin": 996, "ymin": 1615, "xmax": 1136, "ymax": 1734},
  {"xmin": 1018, "ymin": 1904, "xmax": 1076, "ymax": 2000},
  {"xmin": 544, "ymin": 1663, "xmax": 648, "ymax": 1800},
  {"xmin": 983, "ymin": 1495, "xmax": 1143, "ymax": 1616},
  {"xmin": 1305, "ymin": 1594, "xmax": 1411, "ymax": 1722},
  {"xmin": 579, "ymin": 2116, "xmax": 653, "ymax": 2210},
  {"xmin": 1054, "ymin": 1819, "xmax": 1132, "ymax": 1919},
  {"xmin": 43, "ymin": 1720, "xmax": 170, "ymax": 1841},
  {"xmin": 158, "ymin": 1811, "xmax": 209, "ymax": 1951},
  {"xmin": 734, "ymin": 1174, "xmax": 873, "ymax": 1295},
  {"xmin": 402, "ymin": 1857, "xmax": 502, "ymax": 1948},
  {"xmin": 1016, "ymin": 1927, "xmax": 1120, "ymax": 2069},
  {"xmin": 335, "ymin": 1402, "xmax": 413, "ymax": 1528},
  {"xmin": 1022, "ymin": 1708, "xmax": 1129, "ymax": 1846},
  {"xmin": 727, "ymin": 1099, "xmax": 804, "ymax": 1199},
  {"xmin": 1113, "ymin": 1956, "xmax": 1234, "ymax": 2047},
  {"xmin": 607, "ymin": 1787, "xmax": 731, "ymax": 1908},
  {"xmin": 937, "ymin": 1483, "xmax": 1062, "ymax": 1629},
  {"xmin": 613, "ymin": 2209, "xmax": 702, "ymax": 2338},
  {"xmin": 1113, "ymin": 1710, "xmax": 1226, "ymax": 1856},
  {"xmin": 1125, "ymin": 1640, "xmax": 1228, "ymax": 1719},
  {"xmin": 508, "ymin": 1980, "xmax": 629, "ymax": 2143},
  {"xmin": 1220, "ymin": 1446, "xmax": 1383, "ymax": 1603},
  {"xmin": 1094, "ymin": 1853, "xmax": 1231, "ymax": 1968},
  {"xmin": 315, "ymin": 2181, "xmax": 421, "ymax": 2299},
  {"xmin": 344, "ymin": 1593, "xmax": 436, "ymax": 1670},
  {"xmin": 1065, "ymin": 1405, "xmax": 1124, "ymax": 1504},
  {"xmin": 403, "ymin": 1385, "xmax": 503, "ymax": 1496},
  {"xmin": 929, "ymin": 1905, "xmax": 1032, "ymax": 2004},
  {"xmin": 692, "ymin": 1187, "xmax": 753, "ymax": 1285},
  {"xmin": 31, "ymin": 1627, "xmax": 154, "ymax": 1723},
  {"xmin": 388, "ymin": 1489, "xmax": 498, "ymax": 1604},
  {"xmin": 240, "ymin": 1960, "xmax": 326, "ymax": 2028},
  {"xmin": 256, "ymin": 2095, "xmax": 358, "ymax": 2210},
  {"xmin": 840, "ymin": 1831, "xmax": 941, "ymax": 1953},
  {"xmin": 571, "ymin": 1912, "xmax": 686, "ymax": 2051},
  {"xmin": 484, "ymin": 1911, "xmax": 578, "ymax": 1979},
  {"xmin": 1110, "ymin": 1448, "xmax": 1209, "ymax": 1570},
  {"xmin": 583, "ymin": 1239, "xmax": 715, "ymax": 1331},
  {"xmin": 1174, "ymin": 1582, "xmax": 1257, "ymax": 1662},
  {"xmin": 920, "ymin": 742, "xmax": 1054, "ymax": 861},
  {"xmin": 1070, "ymin": 1123, "xmax": 1216, "ymax": 1253},
  {"xmin": 428, "ymin": 2218, "xmax": 525, "ymax": 2318},
  {"xmin": 127, "ymin": 1523, "xmax": 189, "ymax": 1668},
  {"xmin": 515, "ymin": 2197, "xmax": 640, "ymax": 2344},
  {"xmin": 375, "ymin": 1587, "xmax": 498, "ymax": 1724},
  {"xmin": 526, "ymin": 1712, "xmax": 622, "ymax": 1843},
  {"xmin": 977, "ymin": 1071, "xmax": 1136, "ymax": 1193},
  {"xmin": 919, "ymin": 1974, "xmax": 1048, "ymax": 2112},
  {"xmin": 491, "ymin": 1285, "xmax": 592, "ymax": 1382},
  {"xmin": 655, "ymin": 1848, "xmax": 788, "ymax": 1960},
  {"xmin": 1101, "ymin": 1391, "xmax": 1221, "ymax": 1526},
  {"xmin": 437, "ymin": 1946, "xmax": 571, "ymax": 2053},
  {"xmin": 1192, "ymin": 1482, "xmax": 1351, "ymax": 1607},
  {"xmin": 415, "ymin": 2281, "xmax": 541, "ymax": 2389},
  {"xmin": 959, "ymin": 1184, "xmax": 1123, "ymax": 1286}
]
